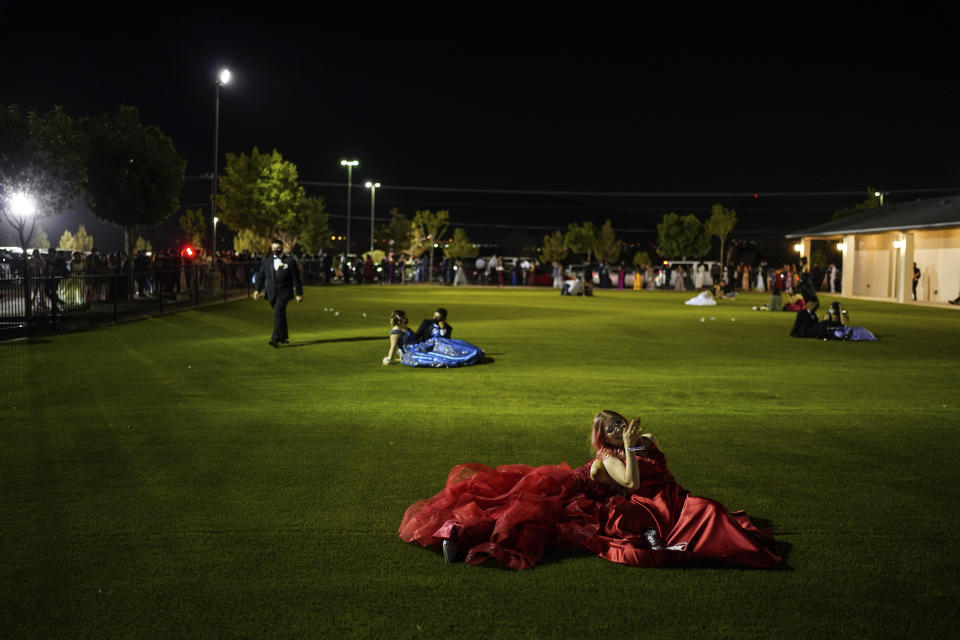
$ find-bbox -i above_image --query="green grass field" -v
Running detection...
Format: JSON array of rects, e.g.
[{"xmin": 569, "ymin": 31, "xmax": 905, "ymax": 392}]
[{"xmin": 3, "ymin": 285, "xmax": 959, "ymax": 638}]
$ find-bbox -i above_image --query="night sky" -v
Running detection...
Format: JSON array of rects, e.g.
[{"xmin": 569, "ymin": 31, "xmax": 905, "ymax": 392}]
[{"xmin": 2, "ymin": 8, "xmax": 957, "ymax": 255}]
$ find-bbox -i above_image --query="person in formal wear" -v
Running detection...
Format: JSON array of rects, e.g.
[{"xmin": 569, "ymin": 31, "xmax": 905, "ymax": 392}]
[
  {"xmin": 789, "ymin": 299, "xmax": 820, "ymax": 338},
  {"xmin": 383, "ymin": 309, "xmax": 482, "ymax": 367},
  {"xmin": 399, "ymin": 410, "xmax": 781, "ymax": 569},
  {"xmin": 252, "ymin": 239, "xmax": 303, "ymax": 347},
  {"xmin": 912, "ymin": 263, "xmax": 921, "ymax": 301},
  {"xmin": 413, "ymin": 307, "xmax": 452, "ymax": 343}
]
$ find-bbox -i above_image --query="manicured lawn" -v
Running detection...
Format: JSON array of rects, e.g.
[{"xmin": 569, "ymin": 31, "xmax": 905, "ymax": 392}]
[{"xmin": 2, "ymin": 285, "xmax": 958, "ymax": 638}]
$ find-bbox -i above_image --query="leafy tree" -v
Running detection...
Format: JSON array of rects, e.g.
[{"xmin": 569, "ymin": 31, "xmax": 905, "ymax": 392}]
[
  {"xmin": 833, "ymin": 187, "xmax": 882, "ymax": 220},
  {"xmin": 297, "ymin": 196, "xmax": 333, "ymax": 254},
  {"xmin": 375, "ymin": 208, "xmax": 414, "ymax": 253},
  {"xmin": 564, "ymin": 221, "xmax": 598, "ymax": 264},
  {"xmin": 705, "ymin": 203, "xmax": 738, "ymax": 266},
  {"xmin": 412, "ymin": 209, "xmax": 449, "ymax": 281},
  {"xmin": 593, "ymin": 220, "xmax": 622, "ymax": 264},
  {"xmin": 656, "ymin": 212, "xmax": 710, "ymax": 259},
  {"xmin": 217, "ymin": 147, "xmax": 317, "ymax": 250},
  {"xmin": 0, "ymin": 104, "xmax": 86, "ymax": 251},
  {"xmin": 443, "ymin": 227, "xmax": 478, "ymax": 260},
  {"xmin": 33, "ymin": 224, "xmax": 49, "ymax": 249},
  {"xmin": 632, "ymin": 250, "xmax": 652, "ymax": 269},
  {"xmin": 82, "ymin": 105, "xmax": 185, "ymax": 258},
  {"xmin": 233, "ymin": 228, "xmax": 271, "ymax": 256},
  {"xmin": 58, "ymin": 224, "xmax": 95, "ymax": 252},
  {"xmin": 179, "ymin": 208, "xmax": 207, "ymax": 249},
  {"xmin": 133, "ymin": 235, "xmax": 152, "ymax": 253},
  {"xmin": 539, "ymin": 229, "xmax": 569, "ymax": 263}
]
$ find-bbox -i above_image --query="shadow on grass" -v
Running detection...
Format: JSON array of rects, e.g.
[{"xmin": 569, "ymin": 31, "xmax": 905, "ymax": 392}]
[{"xmin": 282, "ymin": 336, "xmax": 383, "ymax": 347}]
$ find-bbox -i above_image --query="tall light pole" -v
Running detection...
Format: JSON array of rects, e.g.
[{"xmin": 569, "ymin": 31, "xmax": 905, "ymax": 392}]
[
  {"xmin": 212, "ymin": 68, "xmax": 231, "ymax": 257},
  {"xmin": 365, "ymin": 181, "xmax": 380, "ymax": 252},
  {"xmin": 213, "ymin": 216, "xmax": 219, "ymax": 257},
  {"xmin": 340, "ymin": 160, "xmax": 359, "ymax": 255}
]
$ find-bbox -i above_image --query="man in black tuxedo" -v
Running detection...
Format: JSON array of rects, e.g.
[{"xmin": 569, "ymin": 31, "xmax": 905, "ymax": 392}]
[
  {"xmin": 253, "ymin": 240, "xmax": 303, "ymax": 347},
  {"xmin": 413, "ymin": 307, "xmax": 452, "ymax": 343},
  {"xmin": 789, "ymin": 299, "xmax": 821, "ymax": 338}
]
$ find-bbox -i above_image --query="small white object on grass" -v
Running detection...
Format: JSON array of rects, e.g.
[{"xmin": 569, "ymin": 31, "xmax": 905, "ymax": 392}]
[
  {"xmin": 700, "ymin": 317, "xmax": 705, "ymax": 322},
  {"xmin": 335, "ymin": 311, "xmax": 340, "ymax": 316}
]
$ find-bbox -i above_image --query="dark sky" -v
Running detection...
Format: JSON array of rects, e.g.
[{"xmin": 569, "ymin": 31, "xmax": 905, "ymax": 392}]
[{"xmin": 2, "ymin": 8, "xmax": 958, "ymax": 252}]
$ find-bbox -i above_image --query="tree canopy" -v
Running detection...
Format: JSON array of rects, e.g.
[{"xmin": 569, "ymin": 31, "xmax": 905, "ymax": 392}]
[
  {"xmin": 217, "ymin": 147, "xmax": 326, "ymax": 251},
  {"xmin": 705, "ymin": 203, "xmax": 737, "ymax": 265},
  {"xmin": 564, "ymin": 221, "xmax": 597, "ymax": 264},
  {"xmin": 82, "ymin": 105, "xmax": 185, "ymax": 254},
  {"xmin": 593, "ymin": 220, "xmax": 622, "ymax": 264},
  {"xmin": 58, "ymin": 225, "xmax": 95, "ymax": 252},
  {"xmin": 411, "ymin": 209, "xmax": 449, "ymax": 280},
  {"xmin": 443, "ymin": 227, "xmax": 478, "ymax": 260},
  {"xmin": 656, "ymin": 212, "xmax": 710, "ymax": 260},
  {"xmin": 179, "ymin": 209, "xmax": 206, "ymax": 249},
  {"xmin": 833, "ymin": 188, "xmax": 882, "ymax": 220},
  {"xmin": 375, "ymin": 208, "xmax": 414, "ymax": 253},
  {"xmin": 539, "ymin": 230, "xmax": 568, "ymax": 263},
  {"xmin": 0, "ymin": 104, "xmax": 86, "ymax": 250}
]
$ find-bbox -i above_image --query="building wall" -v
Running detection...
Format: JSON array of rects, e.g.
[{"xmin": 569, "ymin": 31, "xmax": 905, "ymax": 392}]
[
  {"xmin": 914, "ymin": 228, "xmax": 960, "ymax": 302},
  {"xmin": 853, "ymin": 232, "xmax": 896, "ymax": 298}
]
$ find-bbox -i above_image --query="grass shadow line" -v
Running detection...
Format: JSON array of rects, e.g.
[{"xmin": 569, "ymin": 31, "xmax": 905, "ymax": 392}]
[{"xmin": 282, "ymin": 336, "xmax": 383, "ymax": 348}]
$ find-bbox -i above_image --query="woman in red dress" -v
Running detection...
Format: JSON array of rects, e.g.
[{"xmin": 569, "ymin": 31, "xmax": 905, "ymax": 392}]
[{"xmin": 398, "ymin": 410, "xmax": 781, "ymax": 570}]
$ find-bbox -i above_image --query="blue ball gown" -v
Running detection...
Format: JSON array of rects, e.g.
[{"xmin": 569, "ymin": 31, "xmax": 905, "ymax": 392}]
[{"xmin": 390, "ymin": 325, "xmax": 485, "ymax": 368}]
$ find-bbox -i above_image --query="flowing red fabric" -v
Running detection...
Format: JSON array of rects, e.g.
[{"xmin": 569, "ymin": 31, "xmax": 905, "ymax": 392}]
[{"xmin": 398, "ymin": 445, "xmax": 781, "ymax": 570}]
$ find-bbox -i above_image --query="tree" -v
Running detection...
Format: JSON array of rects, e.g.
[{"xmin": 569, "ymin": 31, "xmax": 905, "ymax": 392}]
[
  {"xmin": 539, "ymin": 230, "xmax": 569, "ymax": 264},
  {"xmin": 656, "ymin": 212, "xmax": 710, "ymax": 259},
  {"xmin": 632, "ymin": 250, "xmax": 652, "ymax": 269},
  {"xmin": 412, "ymin": 209, "xmax": 449, "ymax": 281},
  {"xmin": 593, "ymin": 220, "xmax": 622, "ymax": 264},
  {"xmin": 705, "ymin": 203, "xmax": 737, "ymax": 266},
  {"xmin": 58, "ymin": 224, "xmax": 95, "ymax": 252},
  {"xmin": 217, "ymin": 147, "xmax": 316, "ymax": 250},
  {"xmin": 0, "ymin": 104, "xmax": 86, "ymax": 252},
  {"xmin": 375, "ymin": 208, "xmax": 414, "ymax": 253},
  {"xmin": 833, "ymin": 187, "xmax": 882, "ymax": 220},
  {"xmin": 297, "ymin": 196, "xmax": 333, "ymax": 254},
  {"xmin": 443, "ymin": 227, "xmax": 478, "ymax": 260},
  {"xmin": 564, "ymin": 221, "xmax": 598, "ymax": 264},
  {"xmin": 83, "ymin": 105, "xmax": 185, "ymax": 259},
  {"xmin": 233, "ymin": 228, "xmax": 271, "ymax": 256},
  {"xmin": 179, "ymin": 208, "xmax": 207, "ymax": 249},
  {"xmin": 133, "ymin": 235, "xmax": 152, "ymax": 253}
]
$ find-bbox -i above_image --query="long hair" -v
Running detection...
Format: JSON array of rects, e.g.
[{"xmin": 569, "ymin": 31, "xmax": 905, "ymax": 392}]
[{"xmin": 590, "ymin": 410, "xmax": 629, "ymax": 460}]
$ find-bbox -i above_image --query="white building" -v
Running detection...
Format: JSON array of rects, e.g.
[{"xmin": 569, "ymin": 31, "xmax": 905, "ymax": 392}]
[{"xmin": 786, "ymin": 195, "xmax": 960, "ymax": 303}]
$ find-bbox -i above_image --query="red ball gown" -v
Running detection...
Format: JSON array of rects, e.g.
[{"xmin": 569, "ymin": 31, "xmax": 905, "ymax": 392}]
[{"xmin": 398, "ymin": 443, "xmax": 781, "ymax": 570}]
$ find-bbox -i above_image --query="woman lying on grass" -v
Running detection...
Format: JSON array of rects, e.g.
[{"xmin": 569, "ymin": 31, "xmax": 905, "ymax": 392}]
[{"xmin": 399, "ymin": 410, "xmax": 781, "ymax": 570}]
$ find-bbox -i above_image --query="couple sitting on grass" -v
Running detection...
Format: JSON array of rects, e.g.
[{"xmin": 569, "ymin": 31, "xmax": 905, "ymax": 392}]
[
  {"xmin": 399, "ymin": 410, "xmax": 782, "ymax": 570},
  {"xmin": 383, "ymin": 308, "xmax": 484, "ymax": 367}
]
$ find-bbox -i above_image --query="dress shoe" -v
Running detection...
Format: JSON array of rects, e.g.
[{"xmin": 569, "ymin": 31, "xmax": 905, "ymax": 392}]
[
  {"xmin": 279, "ymin": 339, "xmax": 289, "ymax": 344},
  {"xmin": 442, "ymin": 539, "xmax": 459, "ymax": 563},
  {"xmin": 268, "ymin": 340, "xmax": 279, "ymax": 348}
]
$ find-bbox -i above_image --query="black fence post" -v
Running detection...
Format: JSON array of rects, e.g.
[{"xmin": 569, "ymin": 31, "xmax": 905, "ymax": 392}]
[{"xmin": 112, "ymin": 270, "xmax": 118, "ymax": 323}]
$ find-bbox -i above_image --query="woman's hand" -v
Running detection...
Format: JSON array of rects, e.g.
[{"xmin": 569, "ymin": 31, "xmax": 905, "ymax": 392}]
[{"xmin": 622, "ymin": 418, "xmax": 641, "ymax": 447}]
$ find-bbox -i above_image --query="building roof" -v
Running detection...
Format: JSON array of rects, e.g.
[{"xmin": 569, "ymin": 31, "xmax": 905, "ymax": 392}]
[{"xmin": 785, "ymin": 194, "xmax": 960, "ymax": 238}]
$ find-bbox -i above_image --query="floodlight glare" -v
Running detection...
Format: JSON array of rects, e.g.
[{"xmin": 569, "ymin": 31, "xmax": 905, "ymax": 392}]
[
  {"xmin": 218, "ymin": 69, "xmax": 232, "ymax": 85},
  {"xmin": 9, "ymin": 192, "xmax": 36, "ymax": 217}
]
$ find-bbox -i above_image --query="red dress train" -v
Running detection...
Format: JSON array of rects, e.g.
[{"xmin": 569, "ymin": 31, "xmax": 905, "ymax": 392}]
[{"xmin": 398, "ymin": 444, "xmax": 781, "ymax": 570}]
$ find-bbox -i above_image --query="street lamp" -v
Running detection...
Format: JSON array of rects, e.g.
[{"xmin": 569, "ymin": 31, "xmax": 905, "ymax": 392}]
[
  {"xmin": 213, "ymin": 216, "xmax": 219, "ymax": 256},
  {"xmin": 212, "ymin": 68, "xmax": 231, "ymax": 256},
  {"xmin": 340, "ymin": 160, "xmax": 359, "ymax": 254},
  {"xmin": 365, "ymin": 181, "xmax": 380, "ymax": 252}
]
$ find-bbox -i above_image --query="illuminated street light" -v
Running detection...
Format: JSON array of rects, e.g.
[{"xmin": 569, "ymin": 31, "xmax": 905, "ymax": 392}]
[
  {"xmin": 8, "ymin": 192, "xmax": 37, "ymax": 218},
  {"xmin": 212, "ymin": 67, "xmax": 231, "ymax": 256},
  {"xmin": 213, "ymin": 216, "xmax": 219, "ymax": 257},
  {"xmin": 365, "ymin": 181, "xmax": 380, "ymax": 252},
  {"xmin": 341, "ymin": 160, "xmax": 359, "ymax": 254}
]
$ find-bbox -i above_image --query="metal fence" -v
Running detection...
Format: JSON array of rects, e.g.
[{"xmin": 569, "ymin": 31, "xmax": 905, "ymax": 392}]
[{"xmin": 0, "ymin": 260, "xmax": 266, "ymax": 338}]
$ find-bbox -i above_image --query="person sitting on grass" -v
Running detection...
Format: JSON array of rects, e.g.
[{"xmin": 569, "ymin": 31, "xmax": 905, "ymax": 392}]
[
  {"xmin": 684, "ymin": 287, "xmax": 717, "ymax": 306},
  {"xmin": 789, "ymin": 299, "xmax": 821, "ymax": 338},
  {"xmin": 383, "ymin": 309, "xmax": 483, "ymax": 367},
  {"xmin": 818, "ymin": 302, "xmax": 877, "ymax": 341},
  {"xmin": 399, "ymin": 410, "xmax": 781, "ymax": 570}
]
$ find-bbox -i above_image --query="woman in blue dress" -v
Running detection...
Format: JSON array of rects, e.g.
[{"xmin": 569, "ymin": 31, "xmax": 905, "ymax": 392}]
[{"xmin": 383, "ymin": 310, "xmax": 484, "ymax": 367}]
